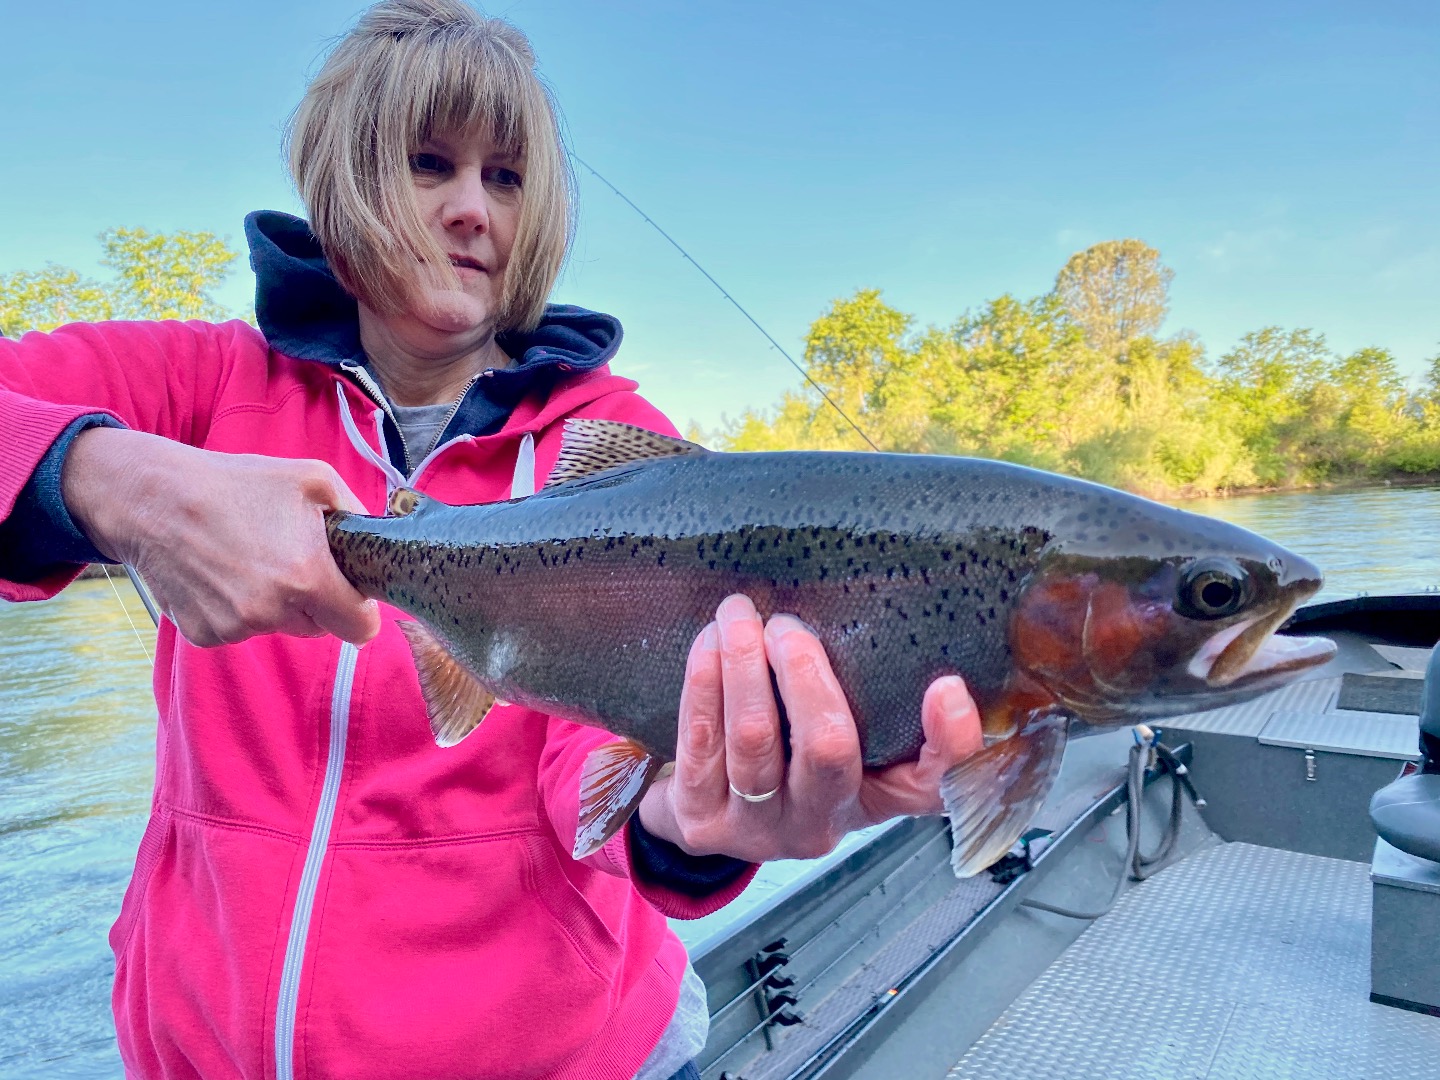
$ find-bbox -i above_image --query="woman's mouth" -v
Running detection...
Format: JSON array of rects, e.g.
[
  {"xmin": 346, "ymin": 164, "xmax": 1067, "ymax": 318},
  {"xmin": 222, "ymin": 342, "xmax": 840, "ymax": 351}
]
[{"xmin": 448, "ymin": 254, "xmax": 486, "ymax": 277}]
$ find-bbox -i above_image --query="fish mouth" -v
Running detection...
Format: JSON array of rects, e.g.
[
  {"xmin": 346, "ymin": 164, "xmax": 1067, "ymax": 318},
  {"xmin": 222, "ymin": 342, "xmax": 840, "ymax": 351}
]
[{"xmin": 1187, "ymin": 604, "xmax": 1336, "ymax": 688}]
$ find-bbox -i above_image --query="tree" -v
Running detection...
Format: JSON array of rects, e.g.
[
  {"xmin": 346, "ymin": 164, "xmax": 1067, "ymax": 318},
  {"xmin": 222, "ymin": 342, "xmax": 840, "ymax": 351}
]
[
  {"xmin": 0, "ymin": 229, "xmax": 239, "ymax": 337},
  {"xmin": 1054, "ymin": 239, "xmax": 1173, "ymax": 361},
  {"xmin": 100, "ymin": 228, "xmax": 237, "ymax": 322},
  {"xmin": 0, "ymin": 266, "xmax": 114, "ymax": 337}
]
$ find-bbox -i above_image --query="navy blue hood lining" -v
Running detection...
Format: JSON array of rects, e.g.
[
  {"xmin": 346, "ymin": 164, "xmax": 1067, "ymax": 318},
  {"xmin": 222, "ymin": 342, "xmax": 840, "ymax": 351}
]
[{"xmin": 244, "ymin": 210, "xmax": 623, "ymax": 461}]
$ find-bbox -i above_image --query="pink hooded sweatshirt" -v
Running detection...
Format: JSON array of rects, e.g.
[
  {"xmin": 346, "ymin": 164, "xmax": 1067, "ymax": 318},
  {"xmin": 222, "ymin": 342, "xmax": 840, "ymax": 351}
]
[{"xmin": 0, "ymin": 317, "xmax": 755, "ymax": 1079}]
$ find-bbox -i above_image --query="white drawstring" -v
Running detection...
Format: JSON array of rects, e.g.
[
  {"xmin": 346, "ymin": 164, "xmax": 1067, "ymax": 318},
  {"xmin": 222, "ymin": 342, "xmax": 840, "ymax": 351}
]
[
  {"xmin": 336, "ymin": 382, "xmax": 536, "ymax": 502},
  {"xmin": 511, "ymin": 433, "xmax": 536, "ymax": 499},
  {"xmin": 335, "ymin": 384, "xmax": 407, "ymax": 495}
]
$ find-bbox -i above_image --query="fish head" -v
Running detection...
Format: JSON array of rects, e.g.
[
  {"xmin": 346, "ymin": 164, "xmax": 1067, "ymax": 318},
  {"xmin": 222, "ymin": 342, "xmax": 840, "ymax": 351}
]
[{"xmin": 1008, "ymin": 497, "xmax": 1336, "ymax": 724}]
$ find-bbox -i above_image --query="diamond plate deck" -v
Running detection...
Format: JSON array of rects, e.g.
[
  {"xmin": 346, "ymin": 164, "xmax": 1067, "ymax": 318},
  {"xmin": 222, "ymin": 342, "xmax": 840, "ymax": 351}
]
[
  {"xmin": 1371, "ymin": 644, "xmax": 1433, "ymax": 671},
  {"xmin": 1259, "ymin": 710, "xmax": 1420, "ymax": 759},
  {"xmin": 947, "ymin": 843, "xmax": 1440, "ymax": 1080},
  {"xmin": 734, "ymin": 745, "xmax": 1130, "ymax": 1080},
  {"xmin": 1168, "ymin": 677, "xmax": 1340, "ymax": 737}
]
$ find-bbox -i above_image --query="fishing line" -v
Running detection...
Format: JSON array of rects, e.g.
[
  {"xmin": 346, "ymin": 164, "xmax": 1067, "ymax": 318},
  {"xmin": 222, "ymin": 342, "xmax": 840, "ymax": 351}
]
[
  {"xmin": 99, "ymin": 564, "xmax": 155, "ymax": 665},
  {"xmin": 571, "ymin": 154, "xmax": 880, "ymax": 452}
]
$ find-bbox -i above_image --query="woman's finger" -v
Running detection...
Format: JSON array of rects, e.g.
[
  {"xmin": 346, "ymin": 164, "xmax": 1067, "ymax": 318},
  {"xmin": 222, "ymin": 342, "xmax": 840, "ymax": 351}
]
[
  {"xmin": 716, "ymin": 595, "xmax": 785, "ymax": 805},
  {"xmin": 673, "ymin": 621, "xmax": 728, "ymax": 821},
  {"xmin": 765, "ymin": 615, "xmax": 860, "ymax": 824}
]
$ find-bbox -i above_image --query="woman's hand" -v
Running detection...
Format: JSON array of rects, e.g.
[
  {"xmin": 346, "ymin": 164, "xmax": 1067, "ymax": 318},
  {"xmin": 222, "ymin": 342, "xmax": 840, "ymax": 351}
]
[
  {"xmin": 63, "ymin": 427, "xmax": 381, "ymax": 648},
  {"xmin": 636, "ymin": 594, "xmax": 985, "ymax": 863}
]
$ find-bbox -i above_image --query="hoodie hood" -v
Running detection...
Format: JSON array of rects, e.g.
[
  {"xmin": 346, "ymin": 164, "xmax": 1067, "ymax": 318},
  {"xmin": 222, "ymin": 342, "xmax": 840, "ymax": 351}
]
[{"xmin": 244, "ymin": 210, "xmax": 624, "ymax": 463}]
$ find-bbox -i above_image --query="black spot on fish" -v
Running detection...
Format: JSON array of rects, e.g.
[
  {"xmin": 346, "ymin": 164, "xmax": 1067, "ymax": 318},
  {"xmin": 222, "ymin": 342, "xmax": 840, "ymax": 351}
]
[
  {"xmin": 909, "ymin": 633, "xmax": 918, "ymax": 646},
  {"xmin": 1000, "ymin": 588, "xmax": 1009, "ymax": 602},
  {"xmin": 941, "ymin": 643, "xmax": 950, "ymax": 657},
  {"xmin": 948, "ymin": 611, "xmax": 956, "ymax": 622},
  {"xmin": 989, "ymin": 607, "xmax": 996, "ymax": 619}
]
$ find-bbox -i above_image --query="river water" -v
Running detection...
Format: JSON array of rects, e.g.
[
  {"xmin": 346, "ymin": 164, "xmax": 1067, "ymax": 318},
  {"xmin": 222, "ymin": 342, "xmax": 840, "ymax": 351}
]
[{"xmin": 2, "ymin": 485, "xmax": 1438, "ymax": 1077}]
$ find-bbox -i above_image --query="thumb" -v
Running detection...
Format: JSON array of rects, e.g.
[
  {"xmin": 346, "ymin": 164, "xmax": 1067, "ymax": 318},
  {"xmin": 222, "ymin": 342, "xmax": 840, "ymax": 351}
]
[
  {"xmin": 306, "ymin": 567, "xmax": 382, "ymax": 646},
  {"xmin": 916, "ymin": 676, "xmax": 985, "ymax": 781}
]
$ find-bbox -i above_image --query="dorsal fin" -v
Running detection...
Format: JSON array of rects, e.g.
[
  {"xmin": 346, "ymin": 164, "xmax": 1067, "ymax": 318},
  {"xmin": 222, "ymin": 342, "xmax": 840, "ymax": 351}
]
[{"xmin": 544, "ymin": 419, "xmax": 705, "ymax": 488}]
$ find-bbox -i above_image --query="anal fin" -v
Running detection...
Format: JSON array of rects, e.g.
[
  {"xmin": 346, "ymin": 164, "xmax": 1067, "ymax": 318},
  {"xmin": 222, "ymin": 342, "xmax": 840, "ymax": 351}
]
[
  {"xmin": 398, "ymin": 621, "xmax": 498, "ymax": 747},
  {"xmin": 940, "ymin": 711, "xmax": 1069, "ymax": 878},
  {"xmin": 574, "ymin": 739, "xmax": 664, "ymax": 859}
]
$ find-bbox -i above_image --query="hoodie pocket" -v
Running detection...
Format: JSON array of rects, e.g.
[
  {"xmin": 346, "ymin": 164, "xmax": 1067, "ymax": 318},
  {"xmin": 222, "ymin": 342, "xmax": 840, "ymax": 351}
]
[{"xmin": 298, "ymin": 834, "xmax": 626, "ymax": 1080}]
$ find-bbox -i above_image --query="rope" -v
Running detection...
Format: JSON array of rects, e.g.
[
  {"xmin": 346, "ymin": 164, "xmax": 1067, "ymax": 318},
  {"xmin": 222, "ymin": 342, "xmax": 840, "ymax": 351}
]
[{"xmin": 1020, "ymin": 727, "xmax": 1204, "ymax": 921}]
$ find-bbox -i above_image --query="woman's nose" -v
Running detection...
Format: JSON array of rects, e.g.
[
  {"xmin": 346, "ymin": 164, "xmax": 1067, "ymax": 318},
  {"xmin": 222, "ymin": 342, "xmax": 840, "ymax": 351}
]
[{"xmin": 441, "ymin": 170, "xmax": 490, "ymax": 233}]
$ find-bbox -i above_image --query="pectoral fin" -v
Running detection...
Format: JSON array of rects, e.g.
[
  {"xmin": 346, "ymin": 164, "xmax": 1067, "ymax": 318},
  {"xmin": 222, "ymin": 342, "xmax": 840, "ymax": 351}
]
[
  {"xmin": 574, "ymin": 739, "xmax": 665, "ymax": 859},
  {"xmin": 940, "ymin": 711, "xmax": 1069, "ymax": 878},
  {"xmin": 398, "ymin": 621, "xmax": 498, "ymax": 747}
]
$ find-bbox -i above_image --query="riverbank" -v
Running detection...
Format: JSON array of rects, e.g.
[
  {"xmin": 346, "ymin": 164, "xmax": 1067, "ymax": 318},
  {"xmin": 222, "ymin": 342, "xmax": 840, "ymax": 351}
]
[{"xmin": 1167, "ymin": 470, "xmax": 1440, "ymax": 503}]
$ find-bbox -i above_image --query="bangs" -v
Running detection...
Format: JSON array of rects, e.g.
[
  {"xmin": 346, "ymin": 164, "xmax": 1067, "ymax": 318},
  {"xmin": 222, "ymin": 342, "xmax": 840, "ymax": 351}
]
[{"xmin": 289, "ymin": 0, "xmax": 572, "ymax": 331}]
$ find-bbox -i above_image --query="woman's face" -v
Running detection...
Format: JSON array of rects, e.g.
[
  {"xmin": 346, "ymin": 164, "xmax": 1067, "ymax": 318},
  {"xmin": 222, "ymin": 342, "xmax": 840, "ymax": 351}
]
[{"xmin": 379, "ymin": 127, "xmax": 524, "ymax": 357}]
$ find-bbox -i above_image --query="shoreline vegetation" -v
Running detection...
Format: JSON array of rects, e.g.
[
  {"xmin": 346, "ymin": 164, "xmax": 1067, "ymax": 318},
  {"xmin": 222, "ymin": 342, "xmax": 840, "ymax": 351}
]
[
  {"xmin": 706, "ymin": 240, "xmax": 1440, "ymax": 502},
  {"xmin": 5, "ymin": 232, "xmax": 1437, "ymax": 505}
]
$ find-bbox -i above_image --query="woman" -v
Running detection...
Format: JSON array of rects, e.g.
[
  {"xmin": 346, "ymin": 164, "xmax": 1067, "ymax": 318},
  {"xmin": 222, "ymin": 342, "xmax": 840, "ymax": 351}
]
[{"xmin": 0, "ymin": 2, "xmax": 982, "ymax": 1077}]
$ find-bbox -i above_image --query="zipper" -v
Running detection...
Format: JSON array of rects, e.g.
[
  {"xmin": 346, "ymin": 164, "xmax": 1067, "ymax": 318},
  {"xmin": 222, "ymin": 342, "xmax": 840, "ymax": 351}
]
[
  {"xmin": 342, "ymin": 360, "xmax": 485, "ymax": 475},
  {"xmin": 271, "ymin": 384, "xmax": 524, "ymax": 1074},
  {"xmin": 341, "ymin": 361, "xmax": 411, "ymax": 470},
  {"xmin": 274, "ymin": 640, "xmax": 359, "ymax": 1080},
  {"xmin": 418, "ymin": 372, "xmax": 484, "ymax": 463}
]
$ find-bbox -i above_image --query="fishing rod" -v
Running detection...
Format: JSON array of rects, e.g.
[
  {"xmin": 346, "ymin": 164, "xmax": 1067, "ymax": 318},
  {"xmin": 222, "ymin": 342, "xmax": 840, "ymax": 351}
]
[{"xmin": 571, "ymin": 154, "xmax": 881, "ymax": 453}]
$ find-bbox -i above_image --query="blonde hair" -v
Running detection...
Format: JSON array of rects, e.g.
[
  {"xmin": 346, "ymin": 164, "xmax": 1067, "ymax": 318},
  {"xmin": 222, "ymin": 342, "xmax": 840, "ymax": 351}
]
[{"xmin": 287, "ymin": 0, "xmax": 572, "ymax": 332}]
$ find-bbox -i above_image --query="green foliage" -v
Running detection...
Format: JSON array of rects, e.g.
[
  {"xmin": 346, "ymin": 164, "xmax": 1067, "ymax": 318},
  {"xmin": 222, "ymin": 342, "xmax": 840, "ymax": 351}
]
[
  {"xmin": 1054, "ymin": 238, "xmax": 1173, "ymax": 361},
  {"xmin": 724, "ymin": 241, "xmax": 1435, "ymax": 497},
  {"xmin": 0, "ymin": 229, "xmax": 239, "ymax": 337}
]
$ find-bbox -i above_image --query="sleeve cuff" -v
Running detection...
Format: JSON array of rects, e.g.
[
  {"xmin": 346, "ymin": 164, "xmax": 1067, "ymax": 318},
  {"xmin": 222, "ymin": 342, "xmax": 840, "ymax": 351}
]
[
  {"xmin": 612, "ymin": 815, "xmax": 758, "ymax": 919},
  {"xmin": 0, "ymin": 413, "xmax": 122, "ymax": 581}
]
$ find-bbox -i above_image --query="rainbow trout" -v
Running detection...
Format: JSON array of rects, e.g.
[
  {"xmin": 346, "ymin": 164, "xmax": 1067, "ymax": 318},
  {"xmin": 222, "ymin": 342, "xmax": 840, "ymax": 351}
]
[{"xmin": 327, "ymin": 420, "xmax": 1336, "ymax": 876}]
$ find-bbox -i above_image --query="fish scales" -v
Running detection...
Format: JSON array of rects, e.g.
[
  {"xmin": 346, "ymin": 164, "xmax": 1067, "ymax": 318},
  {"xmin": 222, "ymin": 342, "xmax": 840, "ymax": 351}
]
[
  {"xmin": 327, "ymin": 422, "xmax": 1336, "ymax": 875},
  {"xmin": 336, "ymin": 450, "xmax": 1253, "ymax": 761}
]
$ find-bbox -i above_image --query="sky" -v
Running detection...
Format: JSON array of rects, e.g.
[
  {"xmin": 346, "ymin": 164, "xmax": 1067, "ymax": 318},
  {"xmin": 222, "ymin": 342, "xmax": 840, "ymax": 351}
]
[{"xmin": 2, "ymin": 0, "xmax": 1436, "ymax": 435}]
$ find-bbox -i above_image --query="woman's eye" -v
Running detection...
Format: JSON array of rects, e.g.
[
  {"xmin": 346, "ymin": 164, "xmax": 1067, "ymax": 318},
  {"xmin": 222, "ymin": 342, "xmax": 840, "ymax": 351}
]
[
  {"xmin": 409, "ymin": 153, "xmax": 450, "ymax": 175},
  {"xmin": 486, "ymin": 166, "xmax": 523, "ymax": 189}
]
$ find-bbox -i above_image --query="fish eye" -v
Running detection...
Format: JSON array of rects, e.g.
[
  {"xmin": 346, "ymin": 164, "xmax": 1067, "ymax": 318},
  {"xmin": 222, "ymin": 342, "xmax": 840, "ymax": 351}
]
[{"xmin": 1176, "ymin": 558, "xmax": 1250, "ymax": 620}]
